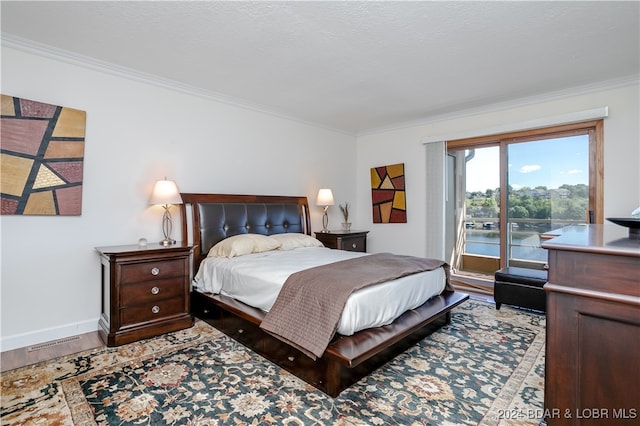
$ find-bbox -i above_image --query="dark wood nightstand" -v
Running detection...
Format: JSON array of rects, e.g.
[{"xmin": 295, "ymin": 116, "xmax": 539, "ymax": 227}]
[
  {"xmin": 96, "ymin": 243, "xmax": 195, "ymax": 346},
  {"xmin": 314, "ymin": 230, "xmax": 369, "ymax": 252}
]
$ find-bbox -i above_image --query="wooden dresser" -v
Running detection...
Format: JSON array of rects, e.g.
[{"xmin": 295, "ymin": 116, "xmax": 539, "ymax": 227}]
[
  {"xmin": 542, "ymin": 225, "xmax": 639, "ymax": 425},
  {"xmin": 314, "ymin": 230, "xmax": 369, "ymax": 252},
  {"xmin": 96, "ymin": 243, "xmax": 195, "ymax": 346}
]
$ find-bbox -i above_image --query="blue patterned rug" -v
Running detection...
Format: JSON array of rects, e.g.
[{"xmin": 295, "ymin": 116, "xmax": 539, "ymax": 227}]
[{"xmin": 1, "ymin": 299, "xmax": 545, "ymax": 425}]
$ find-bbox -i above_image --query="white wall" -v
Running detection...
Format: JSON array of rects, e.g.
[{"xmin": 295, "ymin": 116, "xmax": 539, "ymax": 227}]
[
  {"xmin": 3, "ymin": 43, "xmax": 638, "ymax": 352},
  {"xmin": 0, "ymin": 46, "xmax": 357, "ymax": 350},
  {"xmin": 356, "ymin": 83, "xmax": 640, "ymax": 257}
]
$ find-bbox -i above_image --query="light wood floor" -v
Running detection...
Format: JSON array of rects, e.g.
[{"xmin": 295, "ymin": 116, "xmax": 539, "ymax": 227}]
[{"xmin": 1, "ymin": 331, "xmax": 104, "ymax": 372}]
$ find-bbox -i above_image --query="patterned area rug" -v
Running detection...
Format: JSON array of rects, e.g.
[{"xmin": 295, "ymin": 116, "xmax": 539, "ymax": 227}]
[{"xmin": 1, "ymin": 299, "xmax": 545, "ymax": 425}]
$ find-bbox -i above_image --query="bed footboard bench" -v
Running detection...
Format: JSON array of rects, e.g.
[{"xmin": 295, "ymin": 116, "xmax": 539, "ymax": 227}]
[{"xmin": 192, "ymin": 289, "xmax": 469, "ymax": 397}]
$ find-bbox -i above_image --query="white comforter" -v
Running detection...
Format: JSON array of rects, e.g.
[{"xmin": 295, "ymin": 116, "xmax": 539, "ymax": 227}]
[{"xmin": 193, "ymin": 247, "xmax": 446, "ymax": 335}]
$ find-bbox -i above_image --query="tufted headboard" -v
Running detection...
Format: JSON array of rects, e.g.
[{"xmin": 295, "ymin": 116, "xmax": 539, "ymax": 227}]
[{"xmin": 179, "ymin": 193, "xmax": 311, "ymax": 270}]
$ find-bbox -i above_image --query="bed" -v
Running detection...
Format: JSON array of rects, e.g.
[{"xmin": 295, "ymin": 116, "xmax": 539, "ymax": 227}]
[{"xmin": 179, "ymin": 193, "xmax": 469, "ymax": 397}]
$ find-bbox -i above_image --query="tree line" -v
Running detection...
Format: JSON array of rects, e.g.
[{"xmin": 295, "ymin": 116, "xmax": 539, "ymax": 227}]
[{"xmin": 466, "ymin": 184, "xmax": 588, "ymax": 221}]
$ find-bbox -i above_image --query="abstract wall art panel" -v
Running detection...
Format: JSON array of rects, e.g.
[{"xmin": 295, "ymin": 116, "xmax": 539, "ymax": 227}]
[
  {"xmin": 1, "ymin": 95, "xmax": 86, "ymax": 215},
  {"xmin": 370, "ymin": 162, "xmax": 407, "ymax": 223}
]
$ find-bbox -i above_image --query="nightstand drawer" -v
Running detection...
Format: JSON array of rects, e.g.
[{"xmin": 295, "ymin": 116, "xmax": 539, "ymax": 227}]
[
  {"xmin": 314, "ymin": 230, "xmax": 369, "ymax": 253},
  {"xmin": 341, "ymin": 236, "xmax": 366, "ymax": 252},
  {"xmin": 121, "ymin": 296, "xmax": 185, "ymax": 326},
  {"xmin": 120, "ymin": 259, "xmax": 185, "ymax": 283},
  {"xmin": 120, "ymin": 278, "xmax": 185, "ymax": 306}
]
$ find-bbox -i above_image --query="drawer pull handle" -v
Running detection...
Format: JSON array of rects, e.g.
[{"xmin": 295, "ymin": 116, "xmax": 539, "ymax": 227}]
[
  {"xmin": 352, "ymin": 243, "xmax": 357, "ymax": 248},
  {"xmin": 238, "ymin": 329, "xmax": 244, "ymax": 334},
  {"xmin": 288, "ymin": 356, "xmax": 295, "ymax": 362},
  {"xmin": 151, "ymin": 267, "xmax": 160, "ymax": 276},
  {"xmin": 151, "ymin": 286, "xmax": 160, "ymax": 295},
  {"xmin": 152, "ymin": 305, "xmax": 160, "ymax": 314}
]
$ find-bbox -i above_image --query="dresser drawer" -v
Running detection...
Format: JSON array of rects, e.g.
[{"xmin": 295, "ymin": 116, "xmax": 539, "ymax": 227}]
[
  {"xmin": 120, "ymin": 258, "xmax": 185, "ymax": 284},
  {"xmin": 341, "ymin": 236, "xmax": 366, "ymax": 252},
  {"xmin": 121, "ymin": 296, "xmax": 185, "ymax": 326},
  {"xmin": 120, "ymin": 278, "xmax": 185, "ymax": 307}
]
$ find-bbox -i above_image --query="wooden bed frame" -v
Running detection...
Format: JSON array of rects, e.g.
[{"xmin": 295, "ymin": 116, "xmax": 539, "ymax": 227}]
[{"xmin": 179, "ymin": 193, "xmax": 469, "ymax": 397}]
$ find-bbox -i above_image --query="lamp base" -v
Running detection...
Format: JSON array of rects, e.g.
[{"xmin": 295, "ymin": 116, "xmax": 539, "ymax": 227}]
[
  {"xmin": 321, "ymin": 209, "xmax": 330, "ymax": 233},
  {"xmin": 160, "ymin": 206, "xmax": 176, "ymax": 247},
  {"xmin": 160, "ymin": 238, "xmax": 176, "ymax": 247}
]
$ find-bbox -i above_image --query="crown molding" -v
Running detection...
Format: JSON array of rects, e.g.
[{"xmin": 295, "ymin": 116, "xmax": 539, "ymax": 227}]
[
  {"xmin": 1, "ymin": 33, "xmax": 355, "ymax": 136},
  {"xmin": 4, "ymin": 33, "xmax": 636, "ymax": 139},
  {"xmin": 420, "ymin": 106, "xmax": 610, "ymax": 145},
  {"xmin": 358, "ymin": 75, "xmax": 639, "ymax": 137}
]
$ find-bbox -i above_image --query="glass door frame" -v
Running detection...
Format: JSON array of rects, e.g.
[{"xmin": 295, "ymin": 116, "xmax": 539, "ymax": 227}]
[{"xmin": 447, "ymin": 119, "xmax": 603, "ymax": 273}]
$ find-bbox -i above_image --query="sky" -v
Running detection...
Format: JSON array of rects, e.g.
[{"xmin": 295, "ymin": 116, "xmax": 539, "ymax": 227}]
[{"xmin": 465, "ymin": 135, "xmax": 589, "ymax": 192}]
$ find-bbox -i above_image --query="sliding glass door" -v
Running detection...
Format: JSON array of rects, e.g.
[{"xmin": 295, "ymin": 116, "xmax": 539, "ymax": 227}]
[
  {"xmin": 460, "ymin": 146, "xmax": 501, "ymax": 274},
  {"xmin": 446, "ymin": 121, "xmax": 602, "ymax": 289},
  {"xmin": 505, "ymin": 135, "xmax": 589, "ymax": 268}
]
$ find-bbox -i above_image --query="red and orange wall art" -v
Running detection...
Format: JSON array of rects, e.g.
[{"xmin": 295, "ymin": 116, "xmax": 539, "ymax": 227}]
[
  {"xmin": 1, "ymin": 95, "xmax": 86, "ymax": 215},
  {"xmin": 370, "ymin": 162, "xmax": 407, "ymax": 223}
]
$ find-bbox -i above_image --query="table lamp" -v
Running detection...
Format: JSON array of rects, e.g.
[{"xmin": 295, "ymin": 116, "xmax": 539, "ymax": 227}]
[
  {"xmin": 316, "ymin": 188, "xmax": 335, "ymax": 233},
  {"xmin": 149, "ymin": 178, "xmax": 183, "ymax": 246}
]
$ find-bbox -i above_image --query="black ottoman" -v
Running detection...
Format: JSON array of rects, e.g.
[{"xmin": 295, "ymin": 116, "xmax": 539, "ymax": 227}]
[{"xmin": 494, "ymin": 267, "xmax": 547, "ymax": 312}]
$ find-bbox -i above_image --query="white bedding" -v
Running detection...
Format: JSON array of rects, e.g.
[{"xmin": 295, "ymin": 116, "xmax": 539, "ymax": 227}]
[{"xmin": 193, "ymin": 246, "xmax": 446, "ymax": 335}]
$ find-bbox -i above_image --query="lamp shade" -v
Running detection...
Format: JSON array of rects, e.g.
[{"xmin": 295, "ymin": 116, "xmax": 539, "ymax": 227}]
[
  {"xmin": 149, "ymin": 179, "xmax": 183, "ymax": 205},
  {"xmin": 316, "ymin": 188, "xmax": 335, "ymax": 206}
]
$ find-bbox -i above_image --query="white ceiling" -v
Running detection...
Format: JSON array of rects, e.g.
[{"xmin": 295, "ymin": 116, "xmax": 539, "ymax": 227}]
[{"xmin": 2, "ymin": 1, "xmax": 639, "ymax": 135}]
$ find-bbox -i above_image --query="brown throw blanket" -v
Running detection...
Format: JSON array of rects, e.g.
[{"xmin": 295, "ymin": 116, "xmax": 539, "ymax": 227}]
[{"xmin": 259, "ymin": 253, "xmax": 452, "ymax": 360}]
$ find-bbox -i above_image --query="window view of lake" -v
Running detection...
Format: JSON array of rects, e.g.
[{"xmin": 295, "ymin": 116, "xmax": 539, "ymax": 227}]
[
  {"xmin": 450, "ymin": 129, "xmax": 592, "ymax": 275},
  {"xmin": 465, "ymin": 230, "xmax": 548, "ymax": 261},
  {"xmin": 464, "ymin": 183, "xmax": 588, "ymax": 264},
  {"xmin": 464, "ymin": 180, "xmax": 588, "ymax": 263}
]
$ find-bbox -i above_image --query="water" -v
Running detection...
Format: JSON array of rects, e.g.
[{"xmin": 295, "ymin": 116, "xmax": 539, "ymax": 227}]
[{"xmin": 465, "ymin": 231, "xmax": 548, "ymax": 262}]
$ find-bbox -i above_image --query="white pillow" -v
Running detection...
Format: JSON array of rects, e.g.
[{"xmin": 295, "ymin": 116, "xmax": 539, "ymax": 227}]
[
  {"xmin": 208, "ymin": 234, "xmax": 281, "ymax": 258},
  {"xmin": 270, "ymin": 233, "xmax": 324, "ymax": 250}
]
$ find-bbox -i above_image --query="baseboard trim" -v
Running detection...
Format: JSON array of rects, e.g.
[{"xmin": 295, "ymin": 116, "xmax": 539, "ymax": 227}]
[{"xmin": 1, "ymin": 318, "xmax": 100, "ymax": 353}]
